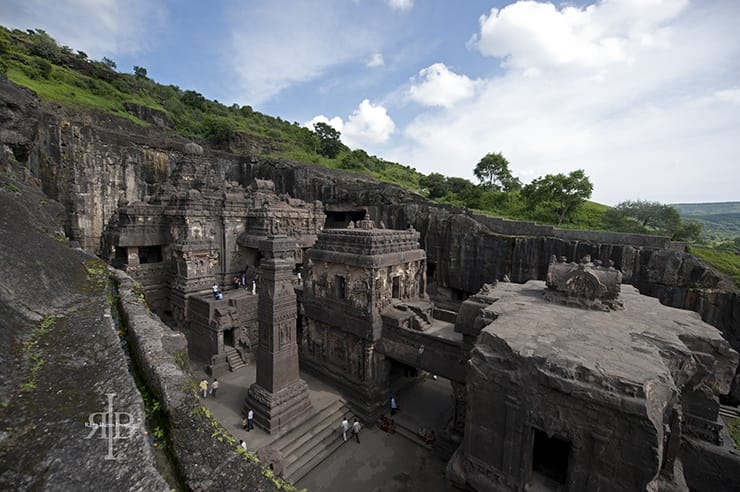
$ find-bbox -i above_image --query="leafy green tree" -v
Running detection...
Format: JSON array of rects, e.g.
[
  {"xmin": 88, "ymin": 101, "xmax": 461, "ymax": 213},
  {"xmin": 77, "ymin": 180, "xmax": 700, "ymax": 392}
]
[
  {"xmin": 202, "ymin": 116, "xmax": 236, "ymax": 148},
  {"xmin": 473, "ymin": 152, "xmax": 520, "ymax": 192},
  {"xmin": 101, "ymin": 57, "xmax": 117, "ymax": 69},
  {"xmin": 181, "ymin": 90, "xmax": 206, "ymax": 110},
  {"xmin": 446, "ymin": 177, "xmax": 476, "ymax": 195},
  {"xmin": 604, "ymin": 200, "xmax": 702, "ymax": 241},
  {"xmin": 419, "ymin": 172, "xmax": 449, "ymax": 199},
  {"xmin": 340, "ymin": 149, "xmax": 369, "ymax": 170},
  {"xmin": 521, "ymin": 169, "xmax": 593, "ymax": 224},
  {"xmin": 313, "ymin": 122, "xmax": 343, "ymax": 158},
  {"xmin": 29, "ymin": 29, "xmax": 60, "ymax": 62},
  {"xmin": 133, "ymin": 65, "xmax": 148, "ymax": 78}
]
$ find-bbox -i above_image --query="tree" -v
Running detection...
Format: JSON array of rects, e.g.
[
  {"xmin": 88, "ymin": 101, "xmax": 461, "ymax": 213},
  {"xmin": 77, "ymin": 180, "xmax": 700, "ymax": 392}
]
[
  {"xmin": 313, "ymin": 122, "xmax": 343, "ymax": 158},
  {"xmin": 29, "ymin": 29, "xmax": 60, "ymax": 62},
  {"xmin": 419, "ymin": 173, "xmax": 449, "ymax": 199},
  {"xmin": 133, "ymin": 65, "xmax": 148, "ymax": 78},
  {"xmin": 101, "ymin": 57, "xmax": 117, "ymax": 70},
  {"xmin": 604, "ymin": 200, "xmax": 702, "ymax": 241},
  {"xmin": 473, "ymin": 152, "xmax": 520, "ymax": 192},
  {"xmin": 521, "ymin": 169, "xmax": 593, "ymax": 224}
]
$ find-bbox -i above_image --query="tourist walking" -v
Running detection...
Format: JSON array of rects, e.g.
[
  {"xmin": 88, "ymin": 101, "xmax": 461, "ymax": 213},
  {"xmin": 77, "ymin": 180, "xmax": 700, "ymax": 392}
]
[
  {"xmin": 390, "ymin": 395, "xmax": 399, "ymax": 416},
  {"xmin": 352, "ymin": 418, "xmax": 361, "ymax": 444},
  {"xmin": 210, "ymin": 378, "xmax": 219, "ymax": 398},
  {"xmin": 247, "ymin": 408, "xmax": 254, "ymax": 431},
  {"xmin": 341, "ymin": 417, "xmax": 350, "ymax": 442},
  {"xmin": 199, "ymin": 379, "xmax": 208, "ymax": 398}
]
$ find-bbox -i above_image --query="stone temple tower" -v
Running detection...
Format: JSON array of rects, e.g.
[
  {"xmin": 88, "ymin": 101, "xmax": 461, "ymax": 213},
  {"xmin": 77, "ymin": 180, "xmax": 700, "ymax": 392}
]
[{"xmin": 245, "ymin": 235, "xmax": 311, "ymax": 433}]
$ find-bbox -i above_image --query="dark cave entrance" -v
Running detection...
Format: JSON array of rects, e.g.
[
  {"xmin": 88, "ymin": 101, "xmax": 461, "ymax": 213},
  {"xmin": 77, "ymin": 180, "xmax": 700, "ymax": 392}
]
[{"xmin": 531, "ymin": 428, "xmax": 571, "ymax": 487}]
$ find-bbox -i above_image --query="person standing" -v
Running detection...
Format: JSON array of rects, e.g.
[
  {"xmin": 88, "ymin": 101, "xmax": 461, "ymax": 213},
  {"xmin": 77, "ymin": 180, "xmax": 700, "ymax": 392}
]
[
  {"xmin": 211, "ymin": 378, "xmax": 219, "ymax": 398},
  {"xmin": 247, "ymin": 408, "xmax": 254, "ymax": 431},
  {"xmin": 341, "ymin": 417, "xmax": 350, "ymax": 442},
  {"xmin": 352, "ymin": 418, "xmax": 361, "ymax": 444},
  {"xmin": 199, "ymin": 379, "xmax": 209, "ymax": 398},
  {"xmin": 390, "ymin": 395, "xmax": 398, "ymax": 416}
]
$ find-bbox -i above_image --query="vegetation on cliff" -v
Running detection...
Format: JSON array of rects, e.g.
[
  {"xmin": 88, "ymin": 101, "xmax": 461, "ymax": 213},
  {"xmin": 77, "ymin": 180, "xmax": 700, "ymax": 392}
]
[{"xmin": 1, "ymin": 25, "xmax": 736, "ymax": 256}]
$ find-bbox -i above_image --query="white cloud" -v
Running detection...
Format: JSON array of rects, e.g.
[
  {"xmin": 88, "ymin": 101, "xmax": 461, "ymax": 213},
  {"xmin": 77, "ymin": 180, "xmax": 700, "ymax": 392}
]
[
  {"xmin": 228, "ymin": 2, "xmax": 383, "ymax": 105},
  {"xmin": 407, "ymin": 63, "xmax": 477, "ymax": 108},
  {"xmin": 306, "ymin": 99, "xmax": 396, "ymax": 149},
  {"xmin": 367, "ymin": 53, "xmax": 385, "ymax": 68},
  {"xmin": 304, "ymin": 115, "xmax": 344, "ymax": 133},
  {"xmin": 1, "ymin": 0, "xmax": 165, "ymax": 58},
  {"xmin": 470, "ymin": 0, "xmax": 688, "ymax": 71},
  {"xmin": 344, "ymin": 99, "xmax": 396, "ymax": 145},
  {"xmin": 387, "ymin": 0, "xmax": 413, "ymax": 11},
  {"xmin": 386, "ymin": 0, "xmax": 740, "ymax": 205}
]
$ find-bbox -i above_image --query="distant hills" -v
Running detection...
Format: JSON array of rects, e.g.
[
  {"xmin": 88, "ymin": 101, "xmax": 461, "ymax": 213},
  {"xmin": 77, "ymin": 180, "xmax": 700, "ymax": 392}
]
[{"xmin": 672, "ymin": 202, "xmax": 740, "ymax": 241}]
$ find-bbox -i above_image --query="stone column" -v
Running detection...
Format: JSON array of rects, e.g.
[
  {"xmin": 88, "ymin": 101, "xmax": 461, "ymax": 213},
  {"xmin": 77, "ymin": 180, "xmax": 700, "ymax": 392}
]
[{"xmin": 245, "ymin": 235, "xmax": 311, "ymax": 433}]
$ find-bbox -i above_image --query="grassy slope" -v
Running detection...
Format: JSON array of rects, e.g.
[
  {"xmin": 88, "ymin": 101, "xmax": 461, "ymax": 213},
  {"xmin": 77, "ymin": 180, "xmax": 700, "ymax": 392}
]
[{"xmin": 689, "ymin": 246, "xmax": 740, "ymax": 287}]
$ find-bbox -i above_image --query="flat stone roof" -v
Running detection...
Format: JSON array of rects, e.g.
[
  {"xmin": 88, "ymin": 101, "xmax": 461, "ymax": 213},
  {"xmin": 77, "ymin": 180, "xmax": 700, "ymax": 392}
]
[{"xmin": 480, "ymin": 281, "xmax": 728, "ymax": 399}]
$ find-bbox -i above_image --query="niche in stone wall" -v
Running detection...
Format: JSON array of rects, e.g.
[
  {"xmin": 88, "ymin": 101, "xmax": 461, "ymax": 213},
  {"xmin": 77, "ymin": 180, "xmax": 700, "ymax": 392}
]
[{"xmin": 334, "ymin": 275, "xmax": 346, "ymax": 300}]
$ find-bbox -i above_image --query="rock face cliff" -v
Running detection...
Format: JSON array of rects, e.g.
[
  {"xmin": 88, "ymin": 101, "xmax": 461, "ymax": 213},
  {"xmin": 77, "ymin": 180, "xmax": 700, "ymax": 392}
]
[
  {"xmin": 0, "ymin": 167, "xmax": 169, "ymax": 490},
  {"xmin": 1, "ymin": 75, "xmax": 738, "ymax": 399}
]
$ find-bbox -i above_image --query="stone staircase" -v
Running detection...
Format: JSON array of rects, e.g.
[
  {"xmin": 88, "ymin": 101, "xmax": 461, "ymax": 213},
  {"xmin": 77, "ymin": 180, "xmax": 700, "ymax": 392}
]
[
  {"xmin": 269, "ymin": 399, "xmax": 355, "ymax": 484},
  {"xmin": 224, "ymin": 346, "xmax": 246, "ymax": 372}
]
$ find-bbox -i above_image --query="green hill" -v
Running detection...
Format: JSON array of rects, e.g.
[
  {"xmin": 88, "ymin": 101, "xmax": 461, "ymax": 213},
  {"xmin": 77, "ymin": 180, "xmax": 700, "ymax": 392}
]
[{"xmin": 672, "ymin": 202, "xmax": 740, "ymax": 242}]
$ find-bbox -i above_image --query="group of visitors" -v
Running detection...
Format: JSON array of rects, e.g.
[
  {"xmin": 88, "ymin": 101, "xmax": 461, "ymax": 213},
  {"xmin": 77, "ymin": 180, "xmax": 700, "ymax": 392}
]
[
  {"xmin": 199, "ymin": 378, "xmax": 219, "ymax": 398},
  {"xmin": 341, "ymin": 417, "xmax": 362, "ymax": 443}
]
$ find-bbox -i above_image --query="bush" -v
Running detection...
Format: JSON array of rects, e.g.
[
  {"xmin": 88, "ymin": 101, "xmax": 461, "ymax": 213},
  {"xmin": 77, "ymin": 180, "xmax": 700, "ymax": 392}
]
[{"xmin": 33, "ymin": 58, "xmax": 52, "ymax": 78}]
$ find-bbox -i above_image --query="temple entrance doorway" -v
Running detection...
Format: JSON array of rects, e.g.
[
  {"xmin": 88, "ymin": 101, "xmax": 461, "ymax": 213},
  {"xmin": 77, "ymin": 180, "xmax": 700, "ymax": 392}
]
[
  {"xmin": 529, "ymin": 428, "xmax": 570, "ymax": 490},
  {"xmin": 223, "ymin": 328, "xmax": 234, "ymax": 347}
]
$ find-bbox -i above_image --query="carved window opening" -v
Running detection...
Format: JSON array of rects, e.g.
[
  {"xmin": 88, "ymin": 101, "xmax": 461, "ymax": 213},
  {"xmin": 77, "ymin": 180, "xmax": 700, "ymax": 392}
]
[
  {"xmin": 139, "ymin": 245, "xmax": 162, "ymax": 264},
  {"xmin": 392, "ymin": 276, "xmax": 401, "ymax": 299},
  {"xmin": 531, "ymin": 428, "xmax": 570, "ymax": 486},
  {"xmin": 335, "ymin": 275, "xmax": 346, "ymax": 300}
]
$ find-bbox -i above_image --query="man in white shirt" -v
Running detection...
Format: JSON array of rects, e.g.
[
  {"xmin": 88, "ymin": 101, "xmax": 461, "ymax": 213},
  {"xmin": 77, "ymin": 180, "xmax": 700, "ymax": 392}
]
[
  {"xmin": 341, "ymin": 417, "xmax": 350, "ymax": 442},
  {"xmin": 352, "ymin": 419, "xmax": 361, "ymax": 444},
  {"xmin": 247, "ymin": 409, "xmax": 254, "ymax": 431}
]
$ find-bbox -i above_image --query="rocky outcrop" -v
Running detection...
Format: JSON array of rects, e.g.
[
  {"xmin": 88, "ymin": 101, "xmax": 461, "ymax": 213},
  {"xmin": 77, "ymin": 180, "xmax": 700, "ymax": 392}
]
[{"xmin": 0, "ymin": 170, "xmax": 169, "ymax": 490}]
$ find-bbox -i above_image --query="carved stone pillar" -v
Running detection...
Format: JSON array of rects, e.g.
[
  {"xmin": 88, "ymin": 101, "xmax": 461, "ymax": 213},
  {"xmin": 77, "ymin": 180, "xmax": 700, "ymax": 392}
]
[
  {"xmin": 451, "ymin": 381, "xmax": 467, "ymax": 434},
  {"xmin": 245, "ymin": 235, "xmax": 311, "ymax": 433}
]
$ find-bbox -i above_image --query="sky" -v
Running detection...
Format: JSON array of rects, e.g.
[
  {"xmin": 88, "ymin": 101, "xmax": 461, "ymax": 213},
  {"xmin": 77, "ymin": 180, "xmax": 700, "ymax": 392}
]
[{"xmin": 2, "ymin": 0, "xmax": 739, "ymax": 205}]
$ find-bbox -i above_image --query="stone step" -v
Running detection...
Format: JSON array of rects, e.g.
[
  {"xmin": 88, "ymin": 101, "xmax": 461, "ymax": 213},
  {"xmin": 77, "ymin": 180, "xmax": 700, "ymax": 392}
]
[
  {"xmin": 281, "ymin": 406, "xmax": 352, "ymax": 467},
  {"xmin": 270, "ymin": 399, "xmax": 346, "ymax": 454},
  {"xmin": 285, "ymin": 418, "xmax": 352, "ymax": 484},
  {"xmin": 224, "ymin": 346, "xmax": 246, "ymax": 371},
  {"xmin": 392, "ymin": 414, "xmax": 433, "ymax": 450}
]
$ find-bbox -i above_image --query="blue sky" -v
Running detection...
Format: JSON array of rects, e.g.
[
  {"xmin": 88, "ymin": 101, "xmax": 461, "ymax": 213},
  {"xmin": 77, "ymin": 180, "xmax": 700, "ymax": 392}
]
[{"xmin": 2, "ymin": 0, "xmax": 739, "ymax": 205}]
